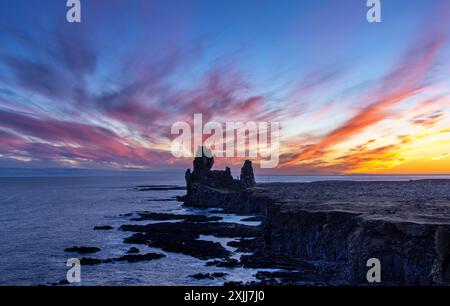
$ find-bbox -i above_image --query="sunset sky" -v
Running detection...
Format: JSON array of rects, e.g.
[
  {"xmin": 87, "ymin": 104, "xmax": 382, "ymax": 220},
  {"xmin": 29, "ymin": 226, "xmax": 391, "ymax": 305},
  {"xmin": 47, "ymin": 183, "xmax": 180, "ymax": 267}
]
[{"xmin": 0, "ymin": 0, "xmax": 449, "ymax": 174}]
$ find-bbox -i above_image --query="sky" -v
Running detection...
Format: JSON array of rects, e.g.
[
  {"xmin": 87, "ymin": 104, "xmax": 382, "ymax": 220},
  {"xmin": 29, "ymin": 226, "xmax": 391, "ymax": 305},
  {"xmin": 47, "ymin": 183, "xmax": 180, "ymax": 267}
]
[{"xmin": 0, "ymin": 0, "xmax": 449, "ymax": 174}]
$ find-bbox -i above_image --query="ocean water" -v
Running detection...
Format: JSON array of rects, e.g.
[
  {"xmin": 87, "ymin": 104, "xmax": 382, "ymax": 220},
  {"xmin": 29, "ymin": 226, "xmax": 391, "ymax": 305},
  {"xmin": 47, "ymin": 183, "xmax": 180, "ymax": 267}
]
[
  {"xmin": 0, "ymin": 173, "xmax": 449, "ymax": 285},
  {"xmin": 0, "ymin": 173, "xmax": 267, "ymax": 286}
]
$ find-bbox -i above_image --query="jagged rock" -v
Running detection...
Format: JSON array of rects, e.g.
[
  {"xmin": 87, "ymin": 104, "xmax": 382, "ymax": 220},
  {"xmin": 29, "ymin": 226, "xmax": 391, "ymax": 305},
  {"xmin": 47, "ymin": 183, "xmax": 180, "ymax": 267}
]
[
  {"xmin": 240, "ymin": 160, "xmax": 256, "ymax": 188},
  {"xmin": 80, "ymin": 257, "xmax": 103, "ymax": 265},
  {"xmin": 120, "ymin": 221, "xmax": 260, "ymax": 260},
  {"xmin": 126, "ymin": 247, "xmax": 140, "ymax": 254},
  {"xmin": 189, "ymin": 273, "xmax": 214, "ymax": 280},
  {"xmin": 205, "ymin": 258, "xmax": 241, "ymax": 268},
  {"xmin": 257, "ymin": 181, "xmax": 450, "ymax": 285},
  {"xmin": 94, "ymin": 225, "xmax": 113, "ymax": 230},
  {"xmin": 184, "ymin": 147, "xmax": 255, "ymax": 203},
  {"xmin": 185, "ymin": 183, "xmax": 270, "ymax": 213},
  {"xmin": 224, "ymin": 281, "xmax": 245, "ymax": 286},
  {"xmin": 130, "ymin": 212, "xmax": 222, "ymax": 222},
  {"xmin": 120, "ymin": 221, "xmax": 260, "ymax": 238},
  {"xmin": 227, "ymin": 238, "xmax": 259, "ymax": 253},
  {"xmin": 185, "ymin": 169, "xmax": 192, "ymax": 192},
  {"xmin": 181, "ymin": 173, "xmax": 450, "ymax": 285},
  {"xmin": 79, "ymin": 253, "xmax": 165, "ymax": 265},
  {"xmin": 114, "ymin": 253, "xmax": 165, "ymax": 263},
  {"xmin": 64, "ymin": 246, "xmax": 100, "ymax": 254}
]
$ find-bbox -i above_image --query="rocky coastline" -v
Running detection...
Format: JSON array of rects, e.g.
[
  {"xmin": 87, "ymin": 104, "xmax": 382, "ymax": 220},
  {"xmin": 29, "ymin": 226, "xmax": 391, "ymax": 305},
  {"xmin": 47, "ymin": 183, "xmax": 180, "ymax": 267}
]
[
  {"xmin": 181, "ymin": 150, "xmax": 450, "ymax": 285},
  {"xmin": 60, "ymin": 149, "xmax": 450, "ymax": 286}
]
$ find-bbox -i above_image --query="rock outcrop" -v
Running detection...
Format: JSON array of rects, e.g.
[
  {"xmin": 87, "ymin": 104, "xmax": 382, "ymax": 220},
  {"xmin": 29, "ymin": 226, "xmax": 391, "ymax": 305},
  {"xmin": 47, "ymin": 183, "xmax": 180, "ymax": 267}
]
[
  {"xmin": 181, "ymin": 156, "xmax": 450, "ymax": 285},
  {"xmin": 240, "ymin": 160, "xmax": 256, "ymax": 188},
  {"xmin": 183, "ymin": 147, "xmax": 257, "ymax": 209}
]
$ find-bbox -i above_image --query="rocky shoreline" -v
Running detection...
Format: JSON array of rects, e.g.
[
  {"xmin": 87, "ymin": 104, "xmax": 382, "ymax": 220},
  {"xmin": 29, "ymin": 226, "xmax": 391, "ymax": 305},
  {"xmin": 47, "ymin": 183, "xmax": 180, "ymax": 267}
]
[
  {"xmin": 60, "ymin": 150, "xmax": 450, "ymax": 286},
  {"xmin": 181, "ymin": 150, "xmax": 450, "ymax": 285}
]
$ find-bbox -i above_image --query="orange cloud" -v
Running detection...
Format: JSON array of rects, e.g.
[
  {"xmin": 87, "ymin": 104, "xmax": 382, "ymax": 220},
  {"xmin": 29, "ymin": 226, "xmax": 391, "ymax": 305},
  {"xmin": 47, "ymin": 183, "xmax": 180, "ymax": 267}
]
[{"xmin": 281, "ymin": 34, "xmax": 447, "ymax": 172}]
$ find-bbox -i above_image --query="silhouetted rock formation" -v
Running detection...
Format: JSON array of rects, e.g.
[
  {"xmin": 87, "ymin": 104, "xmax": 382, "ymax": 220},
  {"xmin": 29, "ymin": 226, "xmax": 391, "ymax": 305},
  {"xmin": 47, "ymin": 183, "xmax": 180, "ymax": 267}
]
[
  {"xmin": 184, "ymin": 147, "xmax": 256, "ymax": 201},
  {"xmin": 180, "ymin": 155, "xmax": 450, "ymax": 285},
  {"xmin": 240, "ymin": 160, "xmax": 256, "ymax": 188},
  {"xmin": 193, "ymin": 147, "xmax": 214, "ymax": 176}
]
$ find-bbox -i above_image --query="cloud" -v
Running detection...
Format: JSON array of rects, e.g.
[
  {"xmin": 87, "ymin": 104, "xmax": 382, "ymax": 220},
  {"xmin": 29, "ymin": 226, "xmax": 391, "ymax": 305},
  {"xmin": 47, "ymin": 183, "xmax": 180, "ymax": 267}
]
[
  {"xmin": 413, "ymin": 111, "xmax": 444, "ymax": 128},
  {"xmin": 282, "ymin": 33, "xmax": 446, "ymax": 168},
  {"xmin": 0, "ymin": 109, "xmax": 175, "ymax": 167},
  {"xmin": 0, "ymin": 3, "xmax": 448, "ymax": 173}
]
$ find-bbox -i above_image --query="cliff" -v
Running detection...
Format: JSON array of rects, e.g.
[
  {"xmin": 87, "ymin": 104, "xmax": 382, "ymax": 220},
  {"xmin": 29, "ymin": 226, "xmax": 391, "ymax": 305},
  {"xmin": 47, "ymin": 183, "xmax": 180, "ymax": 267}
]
[{"xmin": 182, "ymin": 157, "xmax": 450, "ymax": 285}]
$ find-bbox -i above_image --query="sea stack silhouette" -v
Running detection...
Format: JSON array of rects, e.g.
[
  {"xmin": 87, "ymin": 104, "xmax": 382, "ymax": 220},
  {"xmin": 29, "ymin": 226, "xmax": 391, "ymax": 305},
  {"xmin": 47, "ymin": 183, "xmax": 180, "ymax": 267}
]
[{"xmin": 184, "ymin": 147, "xmax": 256, "ymax": 202}]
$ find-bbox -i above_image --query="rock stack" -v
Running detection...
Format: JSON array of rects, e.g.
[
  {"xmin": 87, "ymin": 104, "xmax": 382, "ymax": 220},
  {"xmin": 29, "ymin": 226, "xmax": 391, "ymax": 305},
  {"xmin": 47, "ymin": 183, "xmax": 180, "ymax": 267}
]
[
  {"xmin": 184, "ymin": 147, "xmax": 256, "ymax": 198},
  {"xmin": 240, "ymin": 160, "xmax": 256, "ymax": 188}
]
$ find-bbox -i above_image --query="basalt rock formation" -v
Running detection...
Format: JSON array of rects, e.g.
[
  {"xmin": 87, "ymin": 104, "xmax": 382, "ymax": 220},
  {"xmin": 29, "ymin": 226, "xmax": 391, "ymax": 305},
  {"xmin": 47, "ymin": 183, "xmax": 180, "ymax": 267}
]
[
  {"xmin": 183, "ymin": 147, "xmax": 259, "ymax": 211},
  {"xmin": 240, "ymin": 160, "xmax": 256, "ymax": 188},
  {"xmin": 181, "ymin": 153, "xmax": 450, "ymax": 285}
]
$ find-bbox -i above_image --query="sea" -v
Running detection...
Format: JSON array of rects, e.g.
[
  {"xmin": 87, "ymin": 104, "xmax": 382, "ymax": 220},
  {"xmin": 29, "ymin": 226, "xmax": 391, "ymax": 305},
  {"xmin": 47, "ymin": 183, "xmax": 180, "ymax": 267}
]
[{"xmin": 1, "ymin": 172, "xmax": 449, "ymax": 285}]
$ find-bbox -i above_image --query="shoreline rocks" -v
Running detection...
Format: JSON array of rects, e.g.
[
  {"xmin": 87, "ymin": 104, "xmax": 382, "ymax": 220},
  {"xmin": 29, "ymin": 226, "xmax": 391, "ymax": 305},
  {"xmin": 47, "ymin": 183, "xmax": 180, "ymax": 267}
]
[
  {"xmin": 120, "ymin": 221, "xmax": 260, "ymax": 260},
  {"xmin": 64, "ymin": 246, "xmax": 100, "ymax": 254},
  {"xmin": 126, "ymin": 247, "xmax": 139, "ymax": 254},
  {"xmin": 180, "ymin": 153, "xmax": 450, "ymax": 285},
  {"xmin": 80, "ymin": 252, "xmax": 166, "ymax": 266},
  {"xmin": 130, "ymin": 212, "xmax": 222, "ymax": 223},
  {"xmin": 93, "ymin": 225, "xmax": 113, "ymax": 230},
  {"xmin": 189, "ymin": 272, "xmax": 228, "ymax": 280}
]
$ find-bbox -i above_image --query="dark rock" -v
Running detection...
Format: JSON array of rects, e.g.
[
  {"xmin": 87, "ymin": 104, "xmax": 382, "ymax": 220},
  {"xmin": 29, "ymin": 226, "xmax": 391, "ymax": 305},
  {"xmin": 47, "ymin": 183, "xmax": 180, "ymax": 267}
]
[
  {"xmin": 192, "ymin": 147, "xmax": 214, "ymax": 176},
  {"xmin": 223, "ymin": 281, "xmax": 245, "ymax": 286},
  {"xmin": 227, "ymin": 238, "xmax": 259, "ymax": 253},
  {"xmin": 182, "ymin": 150, "xmax": 266, "ymax": 214},
  {"xmin": 240, "ymin": 160, "xmax": 256, "ymax": 188},
  {"xmin": 93, "ymin": 225, "xmax": 113, "ymax": 230},
  {"xmin": 203, "ymin": 216, "xmax": 223, "ymax": 222},
  {"xmin": 189, "ymin": 273, "xmax": 214, "ymax": 280},
  {"xmin": 120, "ymin": 221, "xmax": 260, "ymax": 260},
  {"xmin": 121, "ymin": 221, "xmax": 260, "ymax": 238},
  {"xmin": 185, "ymin": 169, "xmax": 192, "ymax": 194},
  {"xmin": 184, "ymin": 183, "xmax": 271, "ymax": 214},
  {"xmin": 205, "ymin": 258, "xmax": 241, "ymax": 268},
  {"xmin": 80, "ymin": 257, "xmax": 103, "ymax": 265},
  {"xmin": 184, "ymin": 147, "xmax": 243, "ymax": 203},
  {"xmin": 64, "ymin": 246, "xmax": 100, "ymax": 254},
  {"xmin": 189, "ymin": 272, "xmax": 228, "ymax": 280},
  {"xmin": 181, "ymin": 157, "xmax": 450, "ymax": 285},
  {"xmin": 79, "ymin": 252, "xmax": 165, "ymax": 265},
  {"xmin": 49, "ymin": 279, "xmax": 70, "ymax": 286},
  {"xmin": 114, "ymin": 253, "xmax": 165, "ymax": 263},
  {"xmin": 157, "ymin": 238, "xmax": 227, "ymax": 260},
  {"xmin": 58, "ymin": 279, "xmax": 70, "ymax": 285},
  {"xmin": 239, "ymin": 254, "xmax": 318, "ymax": 271},
  {"xmin": 176, "ymin": 195, "xmax": 188, "ymax": 202},
  {"xmin": 180, "ymin": 151, "xmax": 450, "ymax": 285},
  {"xmin": 127, "ymin": 232, "xmax": 229, "ymax": 260},
  {"xmin": 255, "ymin": 271, "xmax": 329, "ymax": 285},
  {"xmin": 126, "ymin": 247, "xmax": 139, "ymax": 254},
  {"xmin": 130, "ymin": 212, "xmax": 222, "ymax": 223}
]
